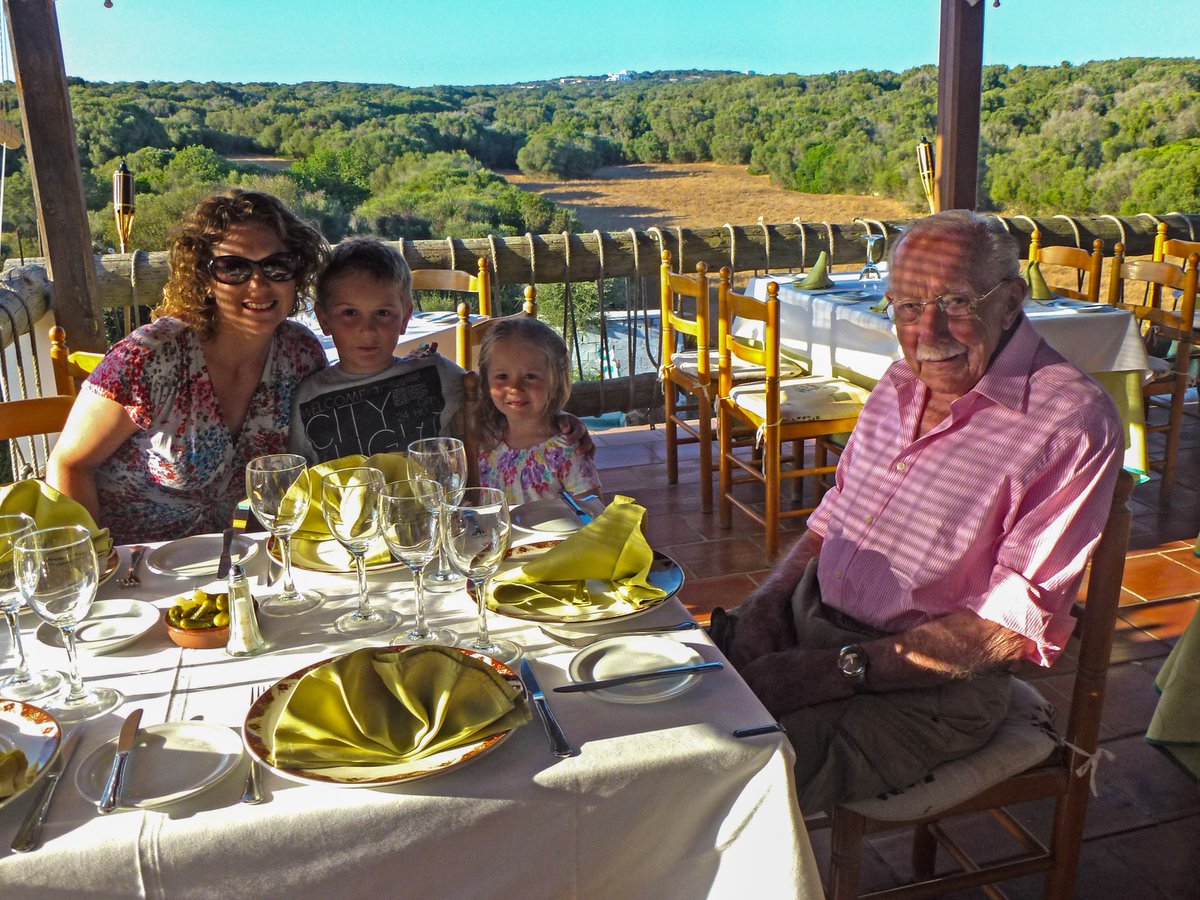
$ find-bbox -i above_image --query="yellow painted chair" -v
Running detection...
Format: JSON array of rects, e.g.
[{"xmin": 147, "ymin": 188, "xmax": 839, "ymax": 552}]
[
  {"xmin": 1107, "ymin": 244, "xmax": 1198, "ymax": 502},
  {"xmin": 455, "ymin": 285, "xmax": 537, "ymax": 372},
  {"xmin": 1152, "ymin": 221, "xmax": 1200, "ymax": 269},
  {"xmin": 1028, "ymin": 230, "xmax": 1105, "ymax": 303},
  {"xmin": 49, "ymin": 325, "xmax": 104, "ymax": 397},
  {"xmin": 0, "ymin": 395, "xmax": 75, "ymax": 480},
  {"xmin": 716, "ymin": 272, "xmax": 868, "ymax": 558},
  {"xmin": 411, "ymin": 257, "xmax": 493, "ymax": 317}
]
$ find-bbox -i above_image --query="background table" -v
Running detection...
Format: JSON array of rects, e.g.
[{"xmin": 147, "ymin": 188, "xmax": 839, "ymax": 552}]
[
  {"xmin": 0, "ymin": 537, "xmax": 821, "ymax": 898},
  {"xmin": 294, "ymin": 309, "xmax": 482, "ymax": 364}
]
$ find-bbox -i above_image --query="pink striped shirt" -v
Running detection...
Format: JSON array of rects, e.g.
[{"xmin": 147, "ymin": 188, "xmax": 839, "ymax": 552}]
[{"xmin": 807, "ymin": 317, "xmax": 1122, "ymax": 665}]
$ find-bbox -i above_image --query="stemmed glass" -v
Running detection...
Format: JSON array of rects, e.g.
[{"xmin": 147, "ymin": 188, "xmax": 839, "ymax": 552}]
[
  {"xmin": 443, "ymin": 487, "xmax": 520, "ymax": 664},
  {"xmin": 380, "ymin": 479, "xmax": 458, "ymax": 646},
  {"xmin": 247, "ymin": 453, "xmax": 323, "ymax": 616},
  {"xmin": 859, "ymin": 233, "xmax": 885, "ymax": 280},
  {"xmin": 15, "ymin": 525, "xmax": 122, "ymax": 720},
  {"xmin": 408, "ymin": 437, "xmax": 468, "ymax": 593},
  {"xmin": 0, "ymin": 513, "xmax": 64, "ymax": 701},
  {"xmin": 321, "ymin": 466, "xmax": 396, "ymax": 636}
]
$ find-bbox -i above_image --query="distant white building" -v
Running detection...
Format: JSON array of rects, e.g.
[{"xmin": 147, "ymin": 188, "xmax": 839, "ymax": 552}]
[{"xmin": 606, "ymin": 70, "xmax": 633, "ymax": 82}]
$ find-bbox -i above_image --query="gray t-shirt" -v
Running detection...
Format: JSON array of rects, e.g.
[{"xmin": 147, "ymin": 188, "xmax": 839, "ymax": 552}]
[{"xmin": 288, "ymin": 355, "xmax": 466, "ymax": 463}]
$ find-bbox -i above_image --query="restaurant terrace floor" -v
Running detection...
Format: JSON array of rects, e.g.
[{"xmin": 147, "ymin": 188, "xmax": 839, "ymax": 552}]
[{"xmin": 591, "ymin": 407, "xmax": 1200, "ymax": 898}]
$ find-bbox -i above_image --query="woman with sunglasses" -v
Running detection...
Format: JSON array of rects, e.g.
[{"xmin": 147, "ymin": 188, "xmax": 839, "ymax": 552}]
[{"xmin": 47, "ymin": 190, "xmax": 329, "ymax": 544}]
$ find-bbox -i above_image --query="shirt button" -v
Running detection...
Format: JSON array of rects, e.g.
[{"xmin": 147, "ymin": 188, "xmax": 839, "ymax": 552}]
[
  {"xmin": 896, "ymin": 462, "xmax": 906, "ymax": 471},
  {"xmin": 836, "ymin": 571, "xmax": 844, "ymax": 579},
  {"xmin": 864, "ymin": 515, "xmax": 874, "ymax": 524}
]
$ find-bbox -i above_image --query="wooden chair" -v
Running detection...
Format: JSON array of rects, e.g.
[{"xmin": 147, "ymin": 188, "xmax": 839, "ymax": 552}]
[
  {"xmin": 49, "ymin": 325, "xmax": 104, "ymax": 397},
  {"xmin": 826, "ymin": 470, "xmax": 1133, "ymax": 900},
  {"xmin": 455, "ymin": 284, "xmax": 537, "ymax": 372},
  {"xmin": 716, "ymin": 273, "xmax": 868, "ymax": 558},
  {"xmin": 1152, "ymin": 221, "xmax": 1200, "ymax": 270},
  {"xmin": 0, "ymin": 395, "xmax": 75, "ymax": 480},
  {"xmin": 1028, "ymin": 230, "xmax": 1104, "ymax": 302},
  {"xmin": 411, "ymin": 257, "xmax": 493, "ymax": 318},
  {"xmin": 1107, "ymin": 244, "xmax": 1198, "ymax": 501}
]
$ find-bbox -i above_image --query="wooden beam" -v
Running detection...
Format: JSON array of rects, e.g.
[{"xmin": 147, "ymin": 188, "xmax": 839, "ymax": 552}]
[
  {"xmin": 4, "ymin": 0, "xmax": 105, "ymax": 351},
  {"xmin": 935, "ymin": 0, "xmax": 985, "ymax": 211}
]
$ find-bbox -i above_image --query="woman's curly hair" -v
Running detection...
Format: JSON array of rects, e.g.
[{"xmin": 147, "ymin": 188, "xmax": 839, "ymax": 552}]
[
  {"xmin": 476, "ymin": 317, "xmax": 572, "ymax": 451},
  {"xmin": 153, "ymin": 190, "xmax": 328, "ymax": 338}
]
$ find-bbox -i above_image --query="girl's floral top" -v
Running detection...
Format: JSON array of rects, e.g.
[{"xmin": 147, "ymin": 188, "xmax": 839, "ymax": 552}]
[
  {"xmin": 479, "ymin": 433, "xmax": 601, "ymax": 507},
  {"xmin": 84, "ymin": 317, "xmax": 326, "ymax": 544}
]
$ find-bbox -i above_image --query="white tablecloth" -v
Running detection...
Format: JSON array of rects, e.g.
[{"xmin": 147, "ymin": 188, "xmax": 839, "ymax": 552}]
[{"xmin": 0, "ymin": 538, "xmax": 821, "ymax": 899}]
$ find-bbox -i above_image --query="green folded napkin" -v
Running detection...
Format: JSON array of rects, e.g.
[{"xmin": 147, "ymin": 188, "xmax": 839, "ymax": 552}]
[
  {"xmin": 0, "ymin": 479, "xmax": 113, "ymax": 561},
  {"xmin": 490, "ymin": 496, "xmax": 667, "ymax": 618},
  {"xmin": 795, "ymin": 250, "xmax": 834, "ymax": 290},
  {"xmin": 0, "ymin": 748, "xmax": 30, "ymax": 799},
  {"xmin": 1024, "ymin": 260, "xmax": 1053, "ymax": 301},
  {"xmin": 269, "ymin": 645, "xmax": 529, "ymax": 769}
]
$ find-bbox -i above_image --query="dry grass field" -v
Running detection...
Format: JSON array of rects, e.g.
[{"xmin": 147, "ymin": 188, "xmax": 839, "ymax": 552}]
[{"xmin": 503, "ymin": 162, "xmax": 917, "ymax": 230}]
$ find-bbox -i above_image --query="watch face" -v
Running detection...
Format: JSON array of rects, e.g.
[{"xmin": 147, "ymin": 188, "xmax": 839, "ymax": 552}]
[{"xmin": 838, "ymin": 645, "xmax": 867, "ymax": 679}]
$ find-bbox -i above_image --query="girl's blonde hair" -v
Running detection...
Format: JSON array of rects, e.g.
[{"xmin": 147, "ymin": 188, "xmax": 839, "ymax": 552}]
[{"xmin": 476, "ymin": 318, "xmax": 572, "ymax": 449}]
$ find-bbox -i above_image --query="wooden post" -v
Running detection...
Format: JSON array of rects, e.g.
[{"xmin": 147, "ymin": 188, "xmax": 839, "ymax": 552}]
[
  {"xmin": 4, "ymin": 0, "xmax": 105, "ymax": 350},
  {"xmin": 935, "ymin": 0, "xmax": 985, "ymax": 211}
]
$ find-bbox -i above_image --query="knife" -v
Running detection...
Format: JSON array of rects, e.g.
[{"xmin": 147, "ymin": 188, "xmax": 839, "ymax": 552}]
[
  {"xmin": 519, "ymin": 659, "xmax": 574, "ymax": 758},
  {"xmin": 98, "ymin": 708, "xmax": 143, "ymax": 814},
  {"xmin": 553, "ymin": 661, "xmax": 724, "ymax": 693},
  {"xmin": 11, "ymin": 728, "xmax": 82, "ymax": 853},
  {"xmin": 559, "ymin": 492, "xmax": 592, "ymax": 525},
  {"xmin": 215, "ymin": 527, "xmax": 235, "ymax": 581}
]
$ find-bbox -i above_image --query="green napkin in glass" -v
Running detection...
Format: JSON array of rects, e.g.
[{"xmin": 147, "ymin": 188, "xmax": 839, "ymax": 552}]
[
  {"xmin": 1025, "ymin": 260, "xmax": 1054, "ymax": 302},
  {"xmin": 490, "ymin": 496, "xmax": 667, "ymax": 617},
  {"xmin": 0, "ymin": 479, "xmax": 112, "ymax": 561},
  {"xmin": 269, "ymin": 645, "xmax": 529, "ymax": 769},
  {"xmin": 290, "ymin": 452, "xmax": 415, "ymax": 542},
  {"xmin": 794, "ymin": 250, "xmax": 835, "ymax": 290}
]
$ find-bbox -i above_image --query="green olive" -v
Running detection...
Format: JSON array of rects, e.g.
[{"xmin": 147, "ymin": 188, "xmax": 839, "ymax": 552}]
[{"xmin": 212, "ymin": 611, "xmax": 230, "ymax": 627}]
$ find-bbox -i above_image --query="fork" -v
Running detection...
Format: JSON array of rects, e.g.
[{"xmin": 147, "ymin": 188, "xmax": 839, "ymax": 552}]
[
  {"xmin": 240, "ymin": 685, "xmax": 267, "ymax": 804},
  {"xmin": 121, "ymin": 546, "xmax": 149, "ymax": 588}
]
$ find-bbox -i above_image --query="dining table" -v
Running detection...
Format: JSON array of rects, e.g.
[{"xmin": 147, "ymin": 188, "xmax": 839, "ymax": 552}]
[
  {"xmin": 0, "ymin": 529, "xmax": 822, "ymax": 898},
  {"xmin": 743, "ymin": 272, "xmax": 1155, "ymax": 478}
]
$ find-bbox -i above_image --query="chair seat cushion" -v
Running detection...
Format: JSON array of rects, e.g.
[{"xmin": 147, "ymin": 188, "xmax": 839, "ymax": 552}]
[
  {"xmin": 727, "ymin": 376, "xmax": 870, "ymax": 423},
  {"xmin": 670, "ymin": 350, "xmax": 806, "ymax": 383},
  {"xmin": 843, "ymin": 679, "xmax": 1058, "ymax": 822}
]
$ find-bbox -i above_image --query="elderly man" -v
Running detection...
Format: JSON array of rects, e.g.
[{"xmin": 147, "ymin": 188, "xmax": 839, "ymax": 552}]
[{"xmin": 710, "ymin": 210, "xmax": 1122, "ymax": 813}]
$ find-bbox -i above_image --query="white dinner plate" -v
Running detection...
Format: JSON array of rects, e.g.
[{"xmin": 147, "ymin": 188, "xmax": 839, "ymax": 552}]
[
  {"xmin": 36, "ymin": 599, "xmax": 160, "ymax": 655},
  {"xmin": 20, "ymin": 548, "xmax": 119, "ymax": 621},
  {"xmin": 0, "ymin": 700, "xmax": 62, "ymax": 812},
  {"xmin": 511, "ymin": 497, "xmax": 604, "ymax": 537},
  {"xmin": 242, "ymin": 645, "xmax": 523, "ymax": 788},
  {"xmin": 75, "ymin": 721, "xmax": 243, "ymax": 808},
  {"xmin": 145, "ymin": 534, "xmax": 259, "ymax": 578},
  {"xmin": 567, "ymin": 635, "xmax": 704, "ymax": 704}
]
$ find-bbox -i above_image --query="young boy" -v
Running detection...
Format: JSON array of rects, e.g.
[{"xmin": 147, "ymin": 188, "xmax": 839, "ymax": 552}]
[{"xmin": 288, "ymin": 237, "xmax": 466, "ymax": 462}]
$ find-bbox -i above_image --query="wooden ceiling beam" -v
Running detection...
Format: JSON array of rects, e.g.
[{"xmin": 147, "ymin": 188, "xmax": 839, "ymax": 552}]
[{"xmin": 935, "ymin": 0, "xmax": 986, "ymax": 212}]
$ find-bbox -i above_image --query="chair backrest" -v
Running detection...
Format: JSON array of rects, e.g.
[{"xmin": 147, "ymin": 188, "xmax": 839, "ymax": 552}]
[
  {"xmin": 1152, "ymin": 222, "xmax": 1200, "ymax": 268},
  {"xmin": 0, "ymin": 395, "xmax": 75, "ymax": 480},
  {"xmin": 49, "ymin": 325, "xmax": 104, "ymax": 398},
  {"xmin": 455, "ymin": 285, "xmax": 537, "ymax": 372},
  {"xmin": 1030, "ymin": 232, "xmax": 1105, "ymax": 302},
  {"xmin": 411, "ymin": 257, "xmax": 492, "ymax": 317},
  {"xmin": 659, "ymin": 250, "xmax": 711, "ymax": 382},
  {"xmin": 1107, "ymin": 244, "xmax": 1199, "ymax": 352},
  {"xmin": 716, "ymin": 268, "xmax": 780, "ymax": 405},
  {"xmin": 460, "ymin": 370, "xmax": 482, "ymax": 487}
]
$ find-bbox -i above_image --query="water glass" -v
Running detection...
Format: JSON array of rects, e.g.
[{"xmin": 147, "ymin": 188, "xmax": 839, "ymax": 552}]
[
  {"xmin": 15, "ymin": 525, "xmax": 121, "ymax": 720},
  {"xmin": 321, "ymin": 467, "xmax": 396, "ymax": 636},
  {"xmin": 247, "ymin": 453, "xmax": 323, "ymax": 616},
  {"xmin": 0, "ymin": 513, "xmax": 64, "ymax": 701},
  {"xmin": 408, "ymin": 437, "xmax": 468, "ymax": 592},
  {"xmin": 381, "ymin": 479, "xmax": 457, "ymax": 646}
]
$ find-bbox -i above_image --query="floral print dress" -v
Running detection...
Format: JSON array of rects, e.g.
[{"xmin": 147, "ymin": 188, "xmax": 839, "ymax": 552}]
[
  {"xmin": 479, "ymin": 433, "xmax": 602, "ymax": 507},
  {"xmin": 84, "ymin": 317, "xmax": 326, "ymax": 544}
]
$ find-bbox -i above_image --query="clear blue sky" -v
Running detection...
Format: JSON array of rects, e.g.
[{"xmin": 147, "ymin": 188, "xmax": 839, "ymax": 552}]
[{"xmin": 52, "ymin": 0, "xmax": 1196, "ymax": 86}]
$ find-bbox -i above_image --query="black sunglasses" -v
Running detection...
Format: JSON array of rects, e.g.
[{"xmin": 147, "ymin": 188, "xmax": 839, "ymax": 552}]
[{"xmin": 206, "ymin": 252, "xmax": 301, "ymax": 285}]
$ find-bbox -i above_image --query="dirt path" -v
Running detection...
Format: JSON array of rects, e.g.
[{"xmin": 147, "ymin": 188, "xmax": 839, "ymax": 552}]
[{"xmin": 502, "ymin": 162, "xmax": 916, "ymax": 230}]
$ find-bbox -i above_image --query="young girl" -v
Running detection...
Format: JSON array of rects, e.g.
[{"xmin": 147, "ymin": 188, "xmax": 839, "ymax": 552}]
[{"xmin": 476, "ymin": 318, "xmax": 602, "ymax": 507}]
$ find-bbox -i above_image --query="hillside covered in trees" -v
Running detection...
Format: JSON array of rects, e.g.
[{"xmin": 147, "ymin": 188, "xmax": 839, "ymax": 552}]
[{"xmin": 2, "ymin": 57, "xmax": 1197, "ymax": 256}]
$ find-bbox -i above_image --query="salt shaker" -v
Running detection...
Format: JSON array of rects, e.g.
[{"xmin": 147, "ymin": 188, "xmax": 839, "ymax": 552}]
[{"xmin": 225, "ymin": 563, "xmax": 265, "ymax": 656}]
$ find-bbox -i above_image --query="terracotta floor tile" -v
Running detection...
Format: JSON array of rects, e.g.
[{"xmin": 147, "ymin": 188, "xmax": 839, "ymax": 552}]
[
  {"xmin": 676, "ymin": 573, "xmax": 759, "ymax": 623},
  {"xmin": 1120, "ymin": 554, "xmax": 1200, "ymax": 602},
  {"xmin": 1119, "ymin": 598, "xmax": 1200, "ymax": 646},
  {"xmin": 593, "ymin": 443, "xmax": 659, "ymax": 470},
  {"xmin": 659, "ymin": 537, "xmax": 775, "ymax": 578},
  {"xmin": 1162, "ymin": 547, "xmax": 1200, "ymax": 574}
]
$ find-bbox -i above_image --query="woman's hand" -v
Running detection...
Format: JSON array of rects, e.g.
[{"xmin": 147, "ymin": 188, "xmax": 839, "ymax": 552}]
[{"xmin": 556, "ymin": 413, "xmax": 595, "ymax": 459}]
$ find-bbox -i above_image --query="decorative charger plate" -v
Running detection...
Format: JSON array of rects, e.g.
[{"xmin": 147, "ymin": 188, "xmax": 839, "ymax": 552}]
[
  {"xmin": 266, "ymin": 535, "xmax": 408, "ymax": 575},
  {"xmin": 242, "ymin": 645, "xmax": 524, "ymax": 788},
  {"xmin": 487, "ymin": 539, "xmax": 684, "ymax": 625},
  {"xmin": 0, "ymin": 700, "xmax": 62, "ymax": 813}
]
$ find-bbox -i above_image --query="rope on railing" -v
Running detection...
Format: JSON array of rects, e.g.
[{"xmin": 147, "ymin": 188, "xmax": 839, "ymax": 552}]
[
  {"xmin": 758, "ymin": 218, "xmax": 772, "ymax": 274},
  {"xmin": 1099, "ymin": 214, "xmax": 1128, "ymax": 248},
  {"xmin": 1053, "ymin": 214, "xmax": 1084, "ymax": 249},
  {"xmin": 0, "ymin": 300, "xmax": 43, "ymax": 478},
  {"xmin": 792, "ymin": 218, "xmax": 808, "ymax": 272},
  {"xmin": 593, "ymin": 229, "xmax": 610, "ymax": 411},
  {"xmin": 822, "ymin": 222, "xmax": 835, "ymax": 262},
  {"xmin": 990, "ymin": 214, "xmax": 1011, "ymax": 233},
  {"xmin": 487, "ymin": 234, "xmax": 500, "ymax": 313},
  {"xmin": 629, "ymin": 227, "xmax": 660, "ymax": 372},
  {"xmin": 723, "ymin": 223, "xmax": 737, "ymax": 275},
  {"xmin": 560, "ymin": 231, "xmax": 584, "ymax": 381},
  {"xmin": 445, "ymin": 236, "xmax": 458, "ymax": 276},
  {"xmin": 1166, "ymin": 212, "xmax": 1196, "ymax": 241},
  {"xmin": 525, "ymin": 232, "xmax": 537, "ymax": 284}
]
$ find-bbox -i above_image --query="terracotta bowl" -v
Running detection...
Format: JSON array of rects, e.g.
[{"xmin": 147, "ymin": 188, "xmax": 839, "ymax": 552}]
[{"xmin": 165, "ymin": 621, "xmax": 229, "ymax": 650}]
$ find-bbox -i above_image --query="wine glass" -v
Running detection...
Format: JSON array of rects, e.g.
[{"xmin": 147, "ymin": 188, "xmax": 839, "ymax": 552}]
[
  {"xmin": 443, "ymin": 487, "xmax": 520, "ymax": 664},
  {"xmin": 15, "ymin": 525, "xmax": 121, "ymax": 720},
  {"xmin": 408, "ymin": 437, "xmax": 468, "ymax": 593},
  {"xmin": 859, "ymin": 233, "xmax": 885, "ymax": 280},
  {"xmin": 380, "ymin": 479, "xmax": 458, "ymax": 646},
  {"xmin": 321, "ymin": 466, "xmax": 396, "ymax": 636},
  {"xmin": 0, "ymin": 513, "xmax": 64, "ymax": 701},
  {"xmin": 247, "ymin": 453, "xmax": 323, "ymax": 616}
]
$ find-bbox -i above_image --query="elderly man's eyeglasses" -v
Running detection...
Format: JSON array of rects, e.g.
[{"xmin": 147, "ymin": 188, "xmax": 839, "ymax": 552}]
[
  {"xmin": 885, "ymin": 279, "xmax": 1012, "ymax": 326},
  {"xmin": 207, "ymin": 252, "xmax": 301, "ymax": 285}
]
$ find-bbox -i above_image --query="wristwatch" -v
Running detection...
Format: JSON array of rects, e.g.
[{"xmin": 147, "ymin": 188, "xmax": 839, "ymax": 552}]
[{"xmin": 837, "ymin": 644, "xmax": 869, "ymax": 691}]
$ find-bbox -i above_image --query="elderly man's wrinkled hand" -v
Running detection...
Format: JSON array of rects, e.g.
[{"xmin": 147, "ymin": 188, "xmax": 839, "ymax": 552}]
[{"xmin": 558, "ymin": 413, "xmax": 596, "ymax": 459}]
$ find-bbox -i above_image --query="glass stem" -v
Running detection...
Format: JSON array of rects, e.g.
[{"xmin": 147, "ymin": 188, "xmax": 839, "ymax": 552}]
[
  {"xmin": 61, "ymin": 626, "xmax": 87, "ymax": 704},
  {"xmin": 2, "ymin": 609, "xmax": 31, "ymax": 684},
  {"xmin": 279, "ymin": 533, "xmax": 298, "ymax": 599},
  {"xmin": 412, "ymin": 567, "xmax": 428, "ymax": 637},
  {"xmin": 474, "ymin": 576, "xmax": 492, "ymax": 646},
  {"xmin": 355, "ymin": 552, "xmax": 371, "ymax": 618}
]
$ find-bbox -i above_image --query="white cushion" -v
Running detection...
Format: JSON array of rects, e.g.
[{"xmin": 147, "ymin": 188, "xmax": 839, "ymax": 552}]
[
  {"xmin": 671, "ymin": 350, "xmax": 806, "ymax": 384},
  {"xmin": 843, "ymin": 679, "xmax": 1059, "ymax": 821},
  {"xmin": 727, "ymin": 376, "xmax": 870, "ymax": 423}
]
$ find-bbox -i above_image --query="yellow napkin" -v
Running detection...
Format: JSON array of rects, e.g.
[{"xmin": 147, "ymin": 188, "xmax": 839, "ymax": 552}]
[
  {"xmin": 0, "ymin": 748, "xmax": 30, "ymax": 799},
  {"xmin": 490, "ymin": 496, "xmax": 667, "ymax": 618},
  {"xmin": 0, "ymin": 479, "xmax": 112, "ymax": 561},
  {"xmin": 269, "ymin": 646, "xmax": 529, "ymax": 769},
  {"xmin": 1025, "ymin": 260, "xmax": 1054, "ymax": 301},
  {"xmin": 795, "ymin": 250, "xmax": 834, "ymax": 290}
]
